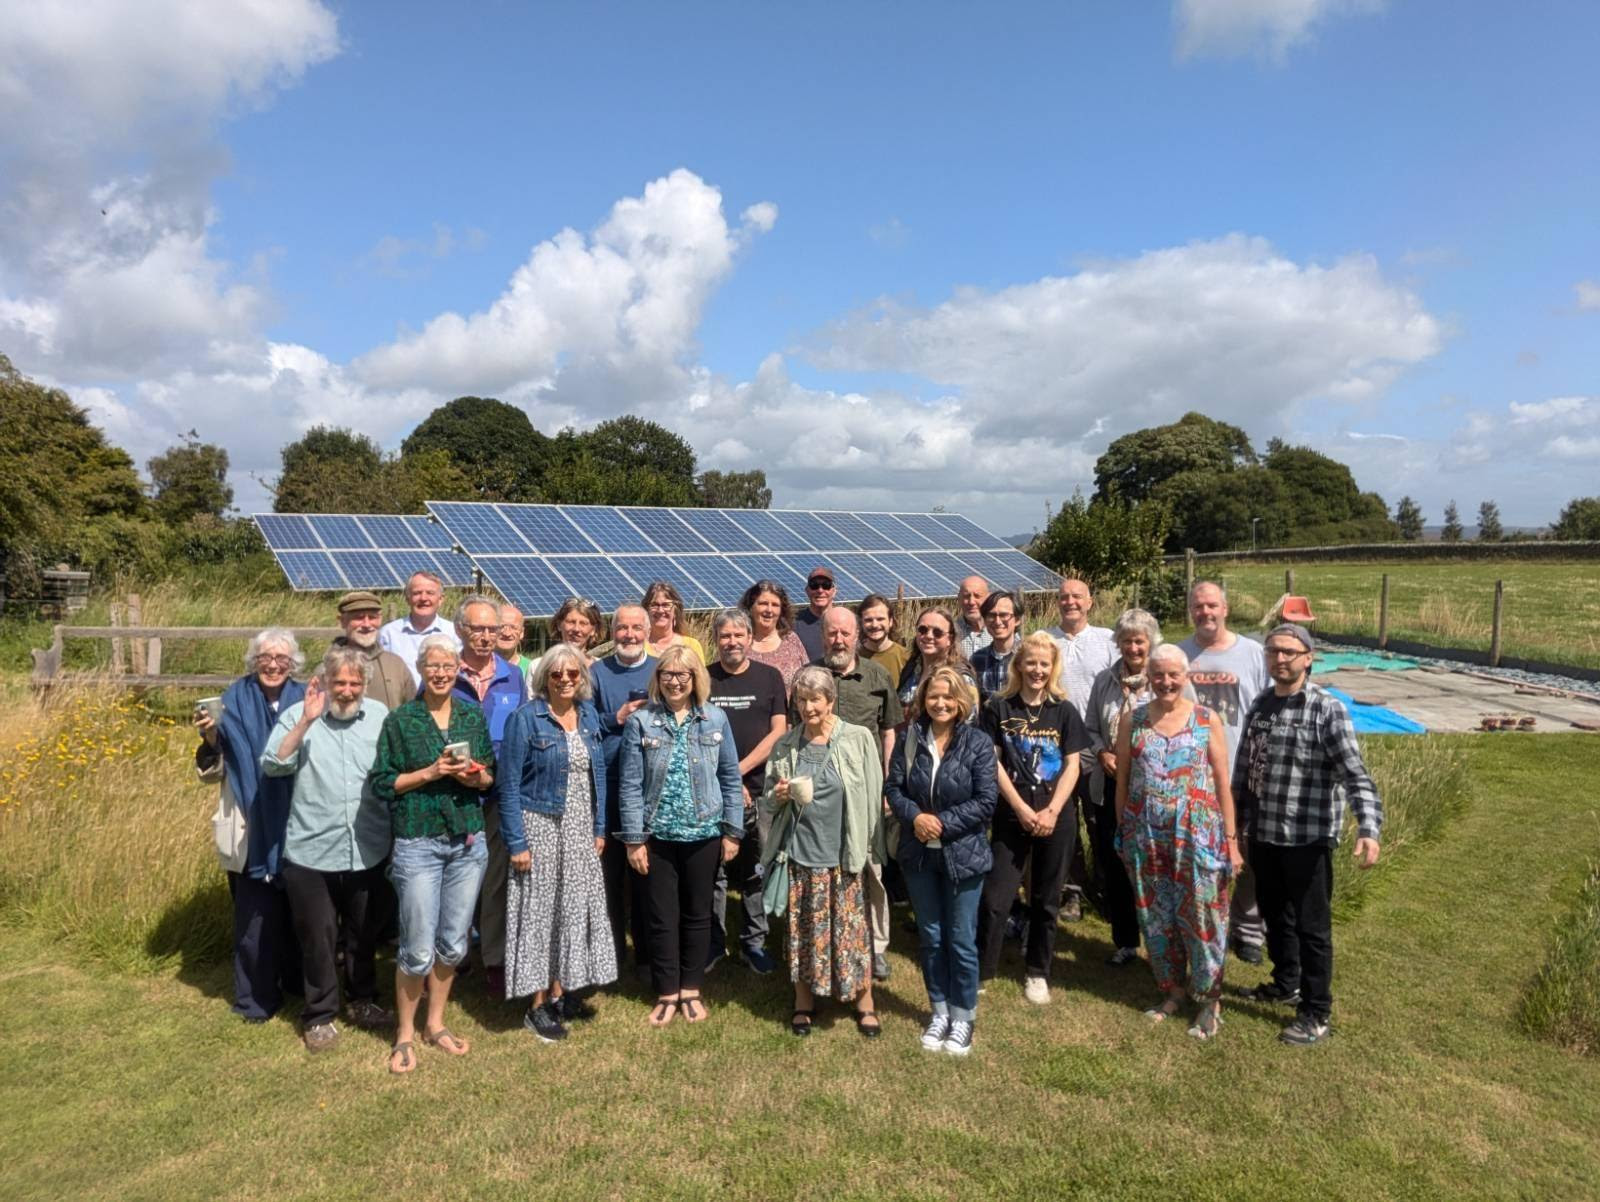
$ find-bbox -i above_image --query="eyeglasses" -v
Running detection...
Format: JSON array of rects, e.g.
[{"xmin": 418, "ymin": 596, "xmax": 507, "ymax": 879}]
[
  {"xmin": 499, "ymin": 624, "xmax": 524, "ymax": 635},
  {"xmin": 254, "ymin": 654, "xmax": 293, "ymax": 667},
  {"xmin": 422, "ymin": 664, "xmax": 457, "ymax": 675},
  {"xmin": 807, "ymin": 579, "xmax": 835, "ymax": 590},
  {"xmin": 549, "ymin": 668, "xmax": 582, "ymax": 682},
  {"xmin": 915, "ymin": 625, "xmax": 951, "ymax": 638},
  {"xmin": 463, "ymin": 624, "xmax": 499, "ymax": 636},
  {"xmin": 647, "ymin": 601, "xmax": 677, "ymax": 612},
  {"xmin": 1266, "ymin": 646, "xmax": 1308, "ymax": 658},
  {"xmin": 658, "ymin": 670, "xmax": 693, "ymax": 684},
  {"xmin": 987, "ymin": 611, "xmax": 1017, "ymax": 623}
]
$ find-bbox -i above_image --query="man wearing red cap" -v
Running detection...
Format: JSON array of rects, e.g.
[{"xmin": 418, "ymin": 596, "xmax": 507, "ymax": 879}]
[{"xmin": 792, "ymin": 565, "xmax": 836, "ymax": 662}]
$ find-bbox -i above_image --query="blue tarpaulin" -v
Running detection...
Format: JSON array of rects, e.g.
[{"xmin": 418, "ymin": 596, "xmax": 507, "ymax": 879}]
[{"xmin": 1323, "ymin": 686, "xmax": 1427, "ymax": 735}]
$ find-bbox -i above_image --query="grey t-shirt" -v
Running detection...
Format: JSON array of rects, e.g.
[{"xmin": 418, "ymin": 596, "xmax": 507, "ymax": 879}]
[{"xmin": 1177, "ymin": 632, "xmax": 1271, "ymax": 755}]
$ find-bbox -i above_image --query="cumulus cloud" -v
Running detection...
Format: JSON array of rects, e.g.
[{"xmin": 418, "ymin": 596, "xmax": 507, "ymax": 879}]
[
  {"xmin": 1173, "ymin": 0, "xmax": 1382, "ymax": 61},
  {"xmin": 1575, "ymin": 280, "xmax": 1600, "ymax": 311}
]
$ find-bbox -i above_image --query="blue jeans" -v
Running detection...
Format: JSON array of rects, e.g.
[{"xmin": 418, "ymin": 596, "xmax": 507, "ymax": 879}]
[
  {"xmin": 390, "ymin": 833, "xmax": 488, "ymax": 977},
  {"xmin": 903, "ymin": 866, "xmax": 984, "ymax": 1022}
]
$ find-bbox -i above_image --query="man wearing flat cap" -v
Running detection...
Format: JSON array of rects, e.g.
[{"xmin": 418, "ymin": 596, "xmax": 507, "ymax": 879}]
[
  {"xmin": 332, "ymin": 592, "xmax": 415, "ymax": 711},
  {"xmin": 1232, "ymin": 623, "xmax": 1383, "ymax": 1047}
]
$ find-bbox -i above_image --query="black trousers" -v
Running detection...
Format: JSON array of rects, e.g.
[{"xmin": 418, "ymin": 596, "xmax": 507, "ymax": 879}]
[
  {"xmin": 645, "ymin": 836, "xmax": 720, "ymax": 997},
  {"xmin": 281, "ymin": 860, "xmax": 383, "ymax": 1027},
  {"xmin": 1250, "ymin": 839, "xmax": 1335, "ymax": 1021},
  {"xmin": 1062, "ymin": 774, "xmax": 1094, "ymax": 905},
  {"xmin": 227, "ymin": 871, "xmax": 301, "ymax": 1021},
  {"xmin": 1085, "ymin": 799, "xmax": 1141, "ymax": 950},
  {"xmin": 711, "ymin": 805, "xmax": 768, "ymax": 956},
  {"xmin": 602, "ymin": 834, "xmax": 653, "ymax": 970},
  {"xmin": 977, "ymin": 801, "xmax": 1077, "ymax": 980}
]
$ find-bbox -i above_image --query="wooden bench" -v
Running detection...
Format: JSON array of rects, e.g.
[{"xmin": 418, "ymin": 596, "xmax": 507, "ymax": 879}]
[{"xmin": 30, "ymin": 625, "xmax": 343, "ymax": 696}]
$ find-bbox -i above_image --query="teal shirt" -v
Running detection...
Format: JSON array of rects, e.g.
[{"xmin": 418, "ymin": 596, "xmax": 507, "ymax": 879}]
[
  {"xmin": 650, "ymin": 714, "xmax": 721, "ymax": 842},
  {"xmin": 262, "ymin": 699, "xmax": 392, "ymax": 872}
]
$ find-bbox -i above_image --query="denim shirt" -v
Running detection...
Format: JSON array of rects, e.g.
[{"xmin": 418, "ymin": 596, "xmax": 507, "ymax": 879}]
[
  {"xmin": 618, "ymin": 702, "xmax": 743, "ymax": 844},
  {"xmin": 496, "ymin": 697, "xmax": 608, "ymax": 855}
]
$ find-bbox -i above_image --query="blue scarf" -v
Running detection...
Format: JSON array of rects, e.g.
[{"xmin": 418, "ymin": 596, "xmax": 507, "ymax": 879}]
[{"xmin": 219, "ymin": 673, "xmax": 305, "ymax": 880}]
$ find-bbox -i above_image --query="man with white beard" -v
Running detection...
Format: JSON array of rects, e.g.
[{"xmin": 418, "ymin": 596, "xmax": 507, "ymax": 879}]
[
  {"xmin": 330, "ymin": 591, "xmax": 414, "ymax": 711},
  {"xmin": 592, "ymin": 604, "xmax": 657, "ymax": 972},
  {"xmin": 262, "ymin": 646, "xmax": 394, "ymax": 1052}
]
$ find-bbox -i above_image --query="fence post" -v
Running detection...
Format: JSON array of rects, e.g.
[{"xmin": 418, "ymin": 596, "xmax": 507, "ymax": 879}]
[
  {"xmin": 109, "ymin": 601, "xmax": 126, "ymax": 675},
  {"xmin": 1377, "ymin": 574, "xmax": 1390, "ymax": 649},
  {"xmin": 1184, "ymin": 548, "xmax": 1196, "ymax": 592},
  {"xmin": 1490, "ymin": 579, "xmax": 1504, "ymax": 667},
  {"xmin": 1285, "ymin": 568, "xmax": 1295, "ymax": 595},
  {"xmin": 128, "ymin": 593, "xmax": 145, "ymax": 676}
]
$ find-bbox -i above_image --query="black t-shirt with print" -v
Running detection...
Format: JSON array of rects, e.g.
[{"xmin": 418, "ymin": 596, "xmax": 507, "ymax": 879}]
[
  {"xmin": 708, "ymin": 660, "xmax": 787, "ymax": 793},
  {"xmin": 981, "ymin": 695, "xmax": 1090, "ymax": 806}
]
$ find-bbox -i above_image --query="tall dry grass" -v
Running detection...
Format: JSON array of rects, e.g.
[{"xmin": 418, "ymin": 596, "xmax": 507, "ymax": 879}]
[{"xmin": 1518, "ymin": 855, "xmax": 1600, "ymax": 1055}]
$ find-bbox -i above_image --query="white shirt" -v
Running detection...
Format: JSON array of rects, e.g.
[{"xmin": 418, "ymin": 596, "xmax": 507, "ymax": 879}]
[
  {"xmin": 1046, "ymin": 623, "xmax": 1118, "ymax": 718},
  {"xmin": 956, "ymin": 617, "xmax": 991, "ymax": 661},
  {"xmin": 378, "ymin": 615, "xmax": 461, "ymax": 686}
]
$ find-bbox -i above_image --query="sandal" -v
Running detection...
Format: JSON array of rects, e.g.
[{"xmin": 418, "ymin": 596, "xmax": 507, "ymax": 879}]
[
  {"xmin": 423, "ymin": 1026, "xmax": 469, "ymax": 1056},
  {"xmin": 680, "ymin": 994, "xmax": 708, "ymax": 1023},
  {"xmin": 1187, "ymin": 1002, "xmax": 1224, "ymax": 1041},
  {"xmin": 853, "ymin": 1010, "xmax": 882, "ymax": 1039},
  {"xmin": 648, "ymin": 999, "xmax": 678, "ymax": 1027},
  {"xmin": 790, "ymin": 1008, "xmax": 814, "ymax": 1037},
  {"xmin": 388, "ymin": 1040, "xmax": 416, "ymax": 1074},
  {"xmin": 1144, "ymin": 997, "xmax": 1183, "ymax": 1022}
]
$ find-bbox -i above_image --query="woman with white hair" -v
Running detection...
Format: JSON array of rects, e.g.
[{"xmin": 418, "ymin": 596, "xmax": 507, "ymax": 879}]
[
  {"xmin": 193, "ymin": 627, "xmax": 307, "ymax": 1022},
  {"xmin": 498, "ymin": 644, "xmax": 617, "ymax": 1043},
  {"xmin": 1113, "ymin": 642, "xmax": 1242, "ymax": 1039}
]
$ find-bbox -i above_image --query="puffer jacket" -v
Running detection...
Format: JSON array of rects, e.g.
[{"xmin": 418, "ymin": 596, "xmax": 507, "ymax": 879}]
[{"xmin": 885, "ymin": 718, "xmax": 998, "ymax": 882}]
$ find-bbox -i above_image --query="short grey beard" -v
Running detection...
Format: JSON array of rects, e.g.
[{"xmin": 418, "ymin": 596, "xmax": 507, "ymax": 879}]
[
  {"xmin": 328, "ymin": 699, "xmax": 362, "ymax": 720},
  {"xmin": 615, "ymin": 642, "xmax": 647, "ymax": 664},
  {"xmin": 824, "ymin": 648, "xmax": 853, "ymax": 672},
  {"xmin": 344, "ymin": 628, "xmax": 377, "ymax": 649}
]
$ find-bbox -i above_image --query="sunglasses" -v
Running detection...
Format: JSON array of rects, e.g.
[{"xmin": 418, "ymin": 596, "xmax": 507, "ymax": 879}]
[
  {"xmin": 807, "ymin": 578, "xmax": 835, "ymax": 590},
  {"xmin": 915, "ymin": 624, "xmax": 951, "ymax": 638},
  {"xmin": 549, "ymin": 668, "xmax": 582, "ymax": 682}
]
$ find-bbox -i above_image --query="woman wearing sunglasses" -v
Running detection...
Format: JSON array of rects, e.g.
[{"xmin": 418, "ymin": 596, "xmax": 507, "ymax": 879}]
[
  {"xmin": 497, "ymin": 645, "xmax": 617, "ymax": 1044},
  {"xmin": 618, "ymin": 646, "xmax": 744, "ymax": 1025},
  {"xmin": 896, "ymin": 606, "xmax": 978, "ymax": 716}
]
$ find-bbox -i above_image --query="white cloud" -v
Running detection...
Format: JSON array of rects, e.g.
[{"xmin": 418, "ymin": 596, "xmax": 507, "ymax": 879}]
[
  {"xmin": 1575, "ymin": 280, "xmax": 1600, "ymax": 311},
  {"xmin": 868, "ymin": 217, "xmax": 910, "ymax": 249},
  {"xmin": 1173, "ymin": 0, "xmax": 1382, "ymax": 61}
]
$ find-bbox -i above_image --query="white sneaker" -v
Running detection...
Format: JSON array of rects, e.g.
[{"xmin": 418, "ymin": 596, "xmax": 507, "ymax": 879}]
[
  {"xmin": 1023, "ymin": 976, "xmax": 1050, "ymax": 1005},
  {"xmin": 942, "ymin": 1020, "xmax": 974, "ymax": 1056},
  {"xmin": 920, "ymin": 1014, "xmax": 951, "ymax": 1051}
]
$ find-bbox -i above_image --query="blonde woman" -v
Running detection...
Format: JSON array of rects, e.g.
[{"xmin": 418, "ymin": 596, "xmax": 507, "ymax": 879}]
[{"xmin": 643, "ymin": 581, "xmax": 707, "ymax": 666}]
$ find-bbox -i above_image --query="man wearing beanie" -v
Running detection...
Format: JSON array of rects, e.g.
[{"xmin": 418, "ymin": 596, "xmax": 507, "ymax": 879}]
[{"xmin": 1232, "ymin": 623, "xmax": 1383, "ymax": 1046}]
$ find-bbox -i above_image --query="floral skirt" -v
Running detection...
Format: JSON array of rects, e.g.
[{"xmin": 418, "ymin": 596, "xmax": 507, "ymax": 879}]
[{"xmin": 787, "ymin": 865, "xmax": 869, "ymax": 1001}]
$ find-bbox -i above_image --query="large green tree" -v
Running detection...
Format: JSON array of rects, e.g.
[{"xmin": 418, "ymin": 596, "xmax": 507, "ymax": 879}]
[
  {"xmin": 696, "ymin": 469, "xmax": 771, "ymax": 509},
  {"xmin": 1031, "ymin": 492, "xmax": 1171, "ymax": 592},
  {"xmin": 1262, "ymin": 442, "xmax": 1396, "ymax": 543},
  {"xmin": 541, "ymin": 417, "xmax": 699, "ymax": 506},
  {"xmin": 1550, "ymin": 496, "xmax": 1600, "ymax": 540},
  {"xmin": 147, "ymin": 435, "xmax": 233, "ymax": 524},
  {"xmin": 273, "ymin": 427, "xmax": 385, "ymax": 513},
  {"xmin": 401, "ymin": 395, "xmax": 551, "ymax": 501},
  {"xmin": 1093, "ymin": 411, "xmax": 1256, "ymax": 504}
]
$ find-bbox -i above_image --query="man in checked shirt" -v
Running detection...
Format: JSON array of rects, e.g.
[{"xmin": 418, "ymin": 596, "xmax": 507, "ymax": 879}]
[{"xmin": 1232, "ymin": 623, "xmax": 1382, "ymax": 1046}]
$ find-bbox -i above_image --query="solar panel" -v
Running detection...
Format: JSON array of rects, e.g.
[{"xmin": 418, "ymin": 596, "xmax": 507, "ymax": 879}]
[
  {"xmin": 545, "ymin": 556, "xmax": 643, "ymax": 613},
  {"xmin": 896, "ymin": 512, "xmax": 975, "ymax": 548},
  {"xmin": 406, "ymin": 516, "xmax": 455, "ymax": 549},
  {"xmin": 723, "ymin": 509, "xmax": 813, "ymax": 553},
  {"xmin": 966, "ymin": 550, "xmax": 1034, "ymax": 594},
  {"xmin": 618, "ymin": 507, "xmax": 712, "ymax": 553},
  {"xmin": 872, "ymin": 551, "xmax": 960, "ymax": 596},
  {"xmin": 819, "ymin": 511, "xmax": 897, "ymax": 551},
  {"xmin": 919, "ymin": 551, "xmax": 983, "ymax": 591},
  {"xmin": 361, "ymin": 515, "xmax": 423, "ymax": 548},
  {"xmin": 257, "ymin": 512, "xmax": 479, "ymax": 592},
  {"xmin": 274, "ymin": 550, "xmax": 347, "ymax": 590},
  {"xmin": 307, "ymin": 514, "xmax": 374, "ymax": 549},
  {"xmin": 931, "ymin": 513, "xmax": 1004, "ymax": 548},
  {"xmin": 500, "ymin": 504, "xmax": 599, "ymax": 554},
  {"xmin": 770, "ymin": 510, "xmax": 857, "ymax": 552},
  {"xmin": 612, "ymin": 555, "xmax": 721, "ymax": 610},
  {"xmin": 987, "ymin": 548, "xmax": 1064, "ymax": 591},
  {"xmin": 779, "ymin": 554, "xmax": 868, "ymax": 603},
  {"xmin": 477, "ymin": 556, "xmax": 574, "ymax": 617},
  {"xmin": 255, "ymin": 514, "xmax": 320, "ymax": 549},
  {"xmin": 562, "ymin": 506, "xmax": 655, "ymax": 553},
  {"xmin": 673, "ymin": 555, "xmax": 757, "ymax": 602},
  {"xmin": 331, "ymin": 550, "xmax": 401, "ymax": 589},
  {"xmin": 858, "ymin": 512, "xmax": 937, "ymax": 549},
  {"xmin": 734, "ymin": 553, "xmax": 808, "ymax": 598},
  {"xmin": 831, "ymin": 552, "xmax": 905, "ymax": 598},
  {"xmin": 426, "ymin": 502, "xmax": 530, "ymax": 553}
]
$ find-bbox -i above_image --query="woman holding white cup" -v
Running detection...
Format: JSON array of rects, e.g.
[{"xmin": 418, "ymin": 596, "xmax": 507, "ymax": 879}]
[{"xmin": 762, "ymin": 666, "xmax": 884, "ymax": 1038}]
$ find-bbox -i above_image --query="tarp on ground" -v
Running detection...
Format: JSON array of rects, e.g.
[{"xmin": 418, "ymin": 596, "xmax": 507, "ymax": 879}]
[
  {"xmin": 1313, "ymin": 650, "xmax": 1420, "ymax": 673},
  {"xmin": 1323, "ymin": 685, "xmax": 1427, "ymax": 735}
]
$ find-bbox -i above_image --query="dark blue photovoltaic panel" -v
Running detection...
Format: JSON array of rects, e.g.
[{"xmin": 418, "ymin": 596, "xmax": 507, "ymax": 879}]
[
  {"xmin": 358, "ymin": 515, "xmax": 423, "ymax": 549},
  {"xmin": 477, "ymin": 557, "xmax": 573, "ymax": 617},
  {"xmin": 329, "ymin": 550, "xmax": 401, "ymax": 589},
  {"xmin": 255, "ymin": 514, "xmax": 320, "ymax": 549},
  {"xmin": 986, "ymin": 549, "xmax": 1064, "ymax": 591},
  {"xmin": 562, "ymin": 506, "xmax": 655, "ymax": 553},
  {"xmin": 307, "ymin": 514, "xmax": 374, "ymax": 549},
  {"xmin": 673, "ymin": 555, "xmax": 756, "ymax": 605},
  {"xmin": 433, "ymin": 552, "xmax": 477, "ymax": 588},
  {"xmin": 895, "ymin": 512, "xmax": 977, "ymax": 548},
  {"xmin": 617, "ymin": 507, "xmax": 712, "ymax": 553},
  {"xmin": 544, "ymin": 557, "xmax": 642, "ymax": 613},
  {"xmin": 857, "ymin": 512, "xmax": 937, "ymax": 550},
  {"xmin": 381, "ymin": 550, "xmax": 444, "ymax": 588},
  {"xmin": 674, "ymin": 508, "xmax": 762, "ymax": 553},
  {"xmin": 831, "ymin": 553, "xmax": 905, "ymax": 598},
  {"xmin": 819, "ymin": 512, "xmax": 897, "ymax": 551},
  {"xmin": 931, "ymin": 513, "xmax": 1005, "ymax": 548},
  {"xmin": 771, "ymin": 510, "xmax": 857, "ymax": 552},
  {"xmin": 733, "ymin": 554, "xmax": 808, "ymax": 598},
  {"xmin": 427, "ymin": 502, "xmax": 531, "ymax": 554},
  {"xmin": 611, "ymin": 555, "xmax": 720, "ymax": 611},
  {"xmin": 274, "ymin": 550, "xmax": 347, "ymax": 590},
  {"xmin": 778, "ymin": 555, "xmax": 868, "ymax": 603},
  {"xmin": 499, "ymin": 505, "xmax": 599, "ymax": 554},
  {"xmin": 919, "ymin": 551, "xmax": 985, "ymax": 591},
  {"xmin": 872, "ymin": 552, "xmax": 960, "ymax": 597},
  {"xmin": 406, "ymin": 516, "xmax": 455, "ymax": 549},
  {"xmin": 724, "ymin": 509, "xmax": 813, "ymax": 553},
  {"xmin": 968, "ymin": 551, "xmax": 1035, "ymax": 594}
]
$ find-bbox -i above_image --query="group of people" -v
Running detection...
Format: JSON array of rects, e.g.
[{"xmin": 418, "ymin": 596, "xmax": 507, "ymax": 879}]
[{"xmin": 195, "ymin": 563, "xmax": 1383, "ymax": 1071}]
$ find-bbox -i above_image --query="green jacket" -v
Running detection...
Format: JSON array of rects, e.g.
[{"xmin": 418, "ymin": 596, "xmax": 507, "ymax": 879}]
[{"xmin": 760, "ymin": 719, "xmax": 883, "ymax": 876}]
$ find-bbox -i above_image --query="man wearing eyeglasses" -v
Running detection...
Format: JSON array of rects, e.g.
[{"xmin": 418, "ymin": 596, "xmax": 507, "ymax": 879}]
[
  {"xmin": 452, "ymin": 594, "xmax": 526, "ymax": 999},
  {"xmin": 379, "ymin": 571, "xmax": 460, "ymax": 688},
  {"xmin": 792, "ymin": 566, "xmax": 837, "ymax": 662},
  {"xmin": 1233, "ymin": 623, "xmax": 1382, "ymax": 1046}
]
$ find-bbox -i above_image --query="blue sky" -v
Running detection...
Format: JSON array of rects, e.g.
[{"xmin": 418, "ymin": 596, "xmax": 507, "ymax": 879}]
[{"xmin": 3, "ymin": 0, "xmax": 1597, "ymax": 535}]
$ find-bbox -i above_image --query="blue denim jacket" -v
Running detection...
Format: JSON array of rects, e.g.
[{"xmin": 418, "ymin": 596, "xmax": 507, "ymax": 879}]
[
  {"xmin": 496, "ymin": 698, "xmax": 607, "ymax": 854},
  {"xmin": 618, "ymin": 703, "xmax": 743, "ymax": 844}
]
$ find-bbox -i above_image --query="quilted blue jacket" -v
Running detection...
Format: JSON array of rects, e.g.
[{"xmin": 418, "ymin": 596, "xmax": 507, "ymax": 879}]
[{"xmin": 885, "ymin": 719, "xmax": 998, "ymax": 883}]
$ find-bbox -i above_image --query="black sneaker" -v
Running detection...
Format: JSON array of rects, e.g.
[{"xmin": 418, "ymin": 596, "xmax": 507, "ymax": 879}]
[
  {"xmin": 524, "ymin": 1002, "xmax": 567, "ymax": 1043},
  {"xmin": 705, "ymin": 945, "xmax": 727, "ymax": 973},
  {"xmin": 1279, "ymin": 1016, "xmax": 1331, "ymax": 1046},
  {"xmin": 556, "ymin": 993, "xmax": 597, "ymax": 1022},
  {"xmin": 1232, "ymin": 942, "xmax": 1264, "ymax": 965},
  {"xmin": 343, "ymin": 999, "xmax": 395, "ymax": 1030},
  {"xmin": 942, "ymin": 1020, "xmax": 975, "ymax": 1057},
  {"xmin": 1243, "ymin": 981, "xmax": 1301, "ymax": 1006},
  {"xmin": 742, "ymin": 947, "xmax": 776, "ymax": 975}
]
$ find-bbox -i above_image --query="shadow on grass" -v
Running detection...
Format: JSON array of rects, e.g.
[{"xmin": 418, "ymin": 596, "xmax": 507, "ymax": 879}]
[{"xmin": 146, "ymin": 876, "xmax": 234, "ymax": 1005}]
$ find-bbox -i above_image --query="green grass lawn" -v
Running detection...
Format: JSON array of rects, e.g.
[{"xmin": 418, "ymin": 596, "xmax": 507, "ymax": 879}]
[
  {"xmin": 2, "ymin": 735, "xmax": 1598, "ymax": 1201},
  {"xmin": 1201, "ymin": 559, "xmax": 1600, "ymax": 670}
]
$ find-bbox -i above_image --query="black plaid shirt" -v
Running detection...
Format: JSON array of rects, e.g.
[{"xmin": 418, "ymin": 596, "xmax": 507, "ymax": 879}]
[{"xmin": 1232, "ymin": 682, "xmax": 1382, "ymax": 846}]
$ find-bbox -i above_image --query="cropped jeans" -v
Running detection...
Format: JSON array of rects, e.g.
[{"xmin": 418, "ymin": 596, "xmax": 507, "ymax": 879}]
[
  {"xmin": 903, "ymin": 865, "xmax": 984, "ymax": 1023},
  {"xmin": 389, "ymin": 833, "xmax": 488, "ymax": 978}
]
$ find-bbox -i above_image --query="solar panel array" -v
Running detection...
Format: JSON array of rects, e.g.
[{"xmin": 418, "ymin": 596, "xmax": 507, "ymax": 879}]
[
  {"xmin": 254, "ymin": 513, "xmax": 476, "ymax": 592},
  {"xmin": 424, "ymin": 502, "xmax": 1061, "ymax": 618}
]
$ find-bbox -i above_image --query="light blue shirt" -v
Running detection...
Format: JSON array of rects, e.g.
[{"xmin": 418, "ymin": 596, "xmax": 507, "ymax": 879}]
[
  {"xmin": 262, "ymin": 699, "xmax": 392, "ymax": 872},
  {"xmin": 378, "ymin": 615, "xmax": 461, "ymax": 687}
]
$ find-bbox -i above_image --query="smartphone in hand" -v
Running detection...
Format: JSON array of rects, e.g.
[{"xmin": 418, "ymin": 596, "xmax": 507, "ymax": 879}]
[{"xmin": 443, "ymin": 741, "xmax": 471, "ymax": 761}]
